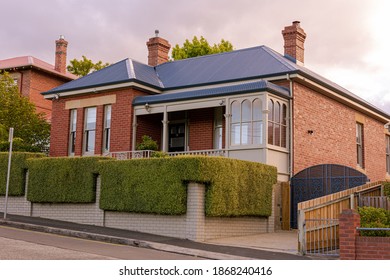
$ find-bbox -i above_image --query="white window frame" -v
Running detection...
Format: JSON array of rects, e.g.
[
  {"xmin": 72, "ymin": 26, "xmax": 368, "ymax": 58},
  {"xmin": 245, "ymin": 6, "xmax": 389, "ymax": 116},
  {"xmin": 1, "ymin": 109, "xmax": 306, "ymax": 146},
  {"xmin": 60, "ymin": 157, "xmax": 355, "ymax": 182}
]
[
  {"xmin": 213, "ymin": 107, "xmax": 223, "ymax": 149},
  {"xmin": 102, "ymin": 105, "xmax": 112, "ymax": 154},
  {"xmin": 229, "ymin": 97, "xmax": 264, "ymax": 147},
  {"xmin": 356, "ymin": 122, "xmax": 364, "ymax": 169},
  {"xmin": 83, "ymin": 107, "xmax": 97, "ymax": 155},
  {"xmin": 68, "ymin": 109, "xmax": 77, "ymax": 156},
  {"xmin": 267, "ymin": 98, "xmax": 288, "ymax": 148}
]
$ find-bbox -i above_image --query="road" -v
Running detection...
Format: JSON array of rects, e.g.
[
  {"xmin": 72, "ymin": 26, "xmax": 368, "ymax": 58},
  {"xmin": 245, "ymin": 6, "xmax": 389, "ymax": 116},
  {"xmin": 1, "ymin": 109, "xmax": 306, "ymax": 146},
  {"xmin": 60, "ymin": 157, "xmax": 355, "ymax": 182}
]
[{"xmin": 0, "ymin": 225, "xmax": 203, "ymax": 260}]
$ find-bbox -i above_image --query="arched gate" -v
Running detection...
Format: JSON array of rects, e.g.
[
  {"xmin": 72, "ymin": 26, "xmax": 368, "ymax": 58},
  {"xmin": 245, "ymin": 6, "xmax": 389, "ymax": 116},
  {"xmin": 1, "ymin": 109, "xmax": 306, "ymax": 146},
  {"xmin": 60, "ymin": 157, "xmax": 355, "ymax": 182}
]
[{"xmin": 290, "ymin": 164, "xmax": 368, "ymax": 228}]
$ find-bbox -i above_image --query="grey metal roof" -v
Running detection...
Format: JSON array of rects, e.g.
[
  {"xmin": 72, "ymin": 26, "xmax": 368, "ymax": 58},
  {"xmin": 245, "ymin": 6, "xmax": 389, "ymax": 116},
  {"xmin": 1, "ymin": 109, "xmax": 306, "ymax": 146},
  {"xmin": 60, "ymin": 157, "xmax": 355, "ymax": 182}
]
[
  {"xmin": 154, "ymin": 46, "xmax": 296, "ymax": 88},
  {"xmin": 133, "ymin": 80, "xmax": 290, "ymax": 106},
  {"xmin": 41, "ymin": 44, "xmax": 389, "ymax": 119},
  {"xmin": 43, "ymin": 59, "xmax": 161, "ymax": 94}
]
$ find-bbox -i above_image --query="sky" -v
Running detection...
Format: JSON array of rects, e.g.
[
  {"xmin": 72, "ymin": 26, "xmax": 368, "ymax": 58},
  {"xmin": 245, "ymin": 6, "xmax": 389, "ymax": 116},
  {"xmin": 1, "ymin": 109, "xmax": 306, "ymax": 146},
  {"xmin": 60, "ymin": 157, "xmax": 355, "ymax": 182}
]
[{"xmin": 1, "ymin": 0, "xmax": 389, "ymax": 114}]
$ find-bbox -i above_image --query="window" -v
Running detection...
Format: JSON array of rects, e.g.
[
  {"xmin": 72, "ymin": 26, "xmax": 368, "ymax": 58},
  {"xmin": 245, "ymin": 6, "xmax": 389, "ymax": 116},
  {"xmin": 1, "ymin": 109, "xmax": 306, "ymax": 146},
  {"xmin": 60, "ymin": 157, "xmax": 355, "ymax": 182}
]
[
  {"xmin": 84, "ymin": 107, "xmax": 97, "ymax": 154},
  {"xmin": 268, "ymin": 99, "xmax": 287, "ymax": 148},
  {"xmin": 68, "ymin": 109, "xmax": 77, "ymax": 156},
  {"xmin": 103, "ymin": 105, "xmax": 111, "ymax": 153},
  {"xmin": 386, "ymin": 135, "xmax": 390, "ymax": 174},
  {"xmin": 213, "ymin": 107, "xmax": 223, "ymax": 149},
  {"xmin": 356, "ymin": 123, "xmax": 364, "ymax": 168},
  {"xmin": 230, "ymin": 98, "xmax": 263, "ymax": 146}
]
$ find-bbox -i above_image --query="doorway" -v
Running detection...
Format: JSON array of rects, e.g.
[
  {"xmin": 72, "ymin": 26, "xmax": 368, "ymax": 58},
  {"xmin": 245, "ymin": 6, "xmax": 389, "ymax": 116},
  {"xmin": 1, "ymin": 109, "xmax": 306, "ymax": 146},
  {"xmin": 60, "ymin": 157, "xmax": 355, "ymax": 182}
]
[{"xmin": 169, "ymin": 123, "xmax": 186, "ymax": 152}]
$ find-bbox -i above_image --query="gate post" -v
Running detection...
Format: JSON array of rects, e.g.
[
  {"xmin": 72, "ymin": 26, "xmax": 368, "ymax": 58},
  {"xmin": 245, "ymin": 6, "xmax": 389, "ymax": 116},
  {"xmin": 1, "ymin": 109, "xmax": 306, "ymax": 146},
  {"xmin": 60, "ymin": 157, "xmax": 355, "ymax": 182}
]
[{"xmin": 298, "ymin": 209, "xmax": 306, "ymax": 255}]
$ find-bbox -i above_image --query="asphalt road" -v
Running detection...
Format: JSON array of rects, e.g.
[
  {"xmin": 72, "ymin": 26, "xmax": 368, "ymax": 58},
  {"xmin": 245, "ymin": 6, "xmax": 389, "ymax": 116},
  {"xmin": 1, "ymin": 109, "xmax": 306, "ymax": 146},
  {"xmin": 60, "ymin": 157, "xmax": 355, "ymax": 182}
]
[{"xmin": 0, "ymin": 225, "xmax": 203, "ymax": 260}]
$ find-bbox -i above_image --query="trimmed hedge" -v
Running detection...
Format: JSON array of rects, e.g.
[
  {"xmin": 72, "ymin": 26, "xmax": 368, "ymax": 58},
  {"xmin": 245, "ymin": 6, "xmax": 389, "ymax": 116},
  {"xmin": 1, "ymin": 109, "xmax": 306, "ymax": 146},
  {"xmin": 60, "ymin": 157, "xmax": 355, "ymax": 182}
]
[
  {"xmin": 27, "ymin": 156, "xmax": 112, "ymax": 203},
  {"xmin": 358, "ymin": 206, "xmax": 390, "ymax": 237},
  {"xmin": 99, "ymin": 156, "xmax": 277, "ymax": 217},
  {"xmin": 384, "ymin": 182, "xmax": 390, "ymax": 198},
  {"xmin": 0, "ymin": 152, "xmax": 45, "ymax": 196}
]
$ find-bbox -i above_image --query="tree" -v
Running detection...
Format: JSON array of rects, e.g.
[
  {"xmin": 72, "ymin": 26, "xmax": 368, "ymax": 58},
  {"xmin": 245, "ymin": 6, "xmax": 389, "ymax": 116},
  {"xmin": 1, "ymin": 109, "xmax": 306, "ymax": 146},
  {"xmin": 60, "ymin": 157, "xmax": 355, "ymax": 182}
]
[
  {"xmin": 67, "ymin": 55, "xmax": 110, "ymax": 77},
  {"xmin": 171, "ymin": 36, "xmax": 234, "ymax": 60},
  {"xmin": 0, "ymin": 71, "xmax": 50, "ymax": 153}
]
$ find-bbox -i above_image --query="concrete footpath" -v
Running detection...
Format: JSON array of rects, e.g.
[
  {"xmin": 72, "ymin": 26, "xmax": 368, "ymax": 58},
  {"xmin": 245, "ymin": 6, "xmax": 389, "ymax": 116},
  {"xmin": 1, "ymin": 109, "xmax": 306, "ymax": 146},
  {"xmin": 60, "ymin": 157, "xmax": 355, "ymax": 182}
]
[{"xmin": 0, "ymin": 213, "xmax": 310, "ymax": 260}]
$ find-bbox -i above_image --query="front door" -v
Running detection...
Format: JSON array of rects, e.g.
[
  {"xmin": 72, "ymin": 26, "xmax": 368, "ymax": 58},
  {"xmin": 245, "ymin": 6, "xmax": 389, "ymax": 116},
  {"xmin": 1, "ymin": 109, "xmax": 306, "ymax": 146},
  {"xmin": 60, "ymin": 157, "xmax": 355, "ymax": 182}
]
[{"xmin": 169, "ymin": 123, "xmax": 185, "ymax": 152}]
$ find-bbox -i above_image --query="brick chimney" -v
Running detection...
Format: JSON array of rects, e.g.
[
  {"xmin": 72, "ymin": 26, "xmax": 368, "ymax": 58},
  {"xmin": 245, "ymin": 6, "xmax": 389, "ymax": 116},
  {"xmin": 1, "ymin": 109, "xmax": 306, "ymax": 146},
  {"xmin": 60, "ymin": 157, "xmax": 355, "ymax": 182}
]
[
  {"xmin": 146, "ymin": 30, "xmax": 171, "ymax": 67},
  {"xmin": 282, "ymin": 21, "xmax": 307, "ymax": 64},
  {"xmin": 54, "ymin": 35, "xmax": 68, "ymax": 73}
]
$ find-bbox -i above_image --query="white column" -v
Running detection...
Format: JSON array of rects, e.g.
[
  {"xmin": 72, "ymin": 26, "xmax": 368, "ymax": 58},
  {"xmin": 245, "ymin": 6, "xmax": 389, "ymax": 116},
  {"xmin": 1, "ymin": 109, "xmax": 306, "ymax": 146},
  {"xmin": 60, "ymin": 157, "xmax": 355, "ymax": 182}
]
[
  {"xmin": 162, "ymin": 108, "xmax": 169, "ymax": 152},
  {"xmin": 131, "ymin": 114, "xmax": 137, "ymax": 151}
]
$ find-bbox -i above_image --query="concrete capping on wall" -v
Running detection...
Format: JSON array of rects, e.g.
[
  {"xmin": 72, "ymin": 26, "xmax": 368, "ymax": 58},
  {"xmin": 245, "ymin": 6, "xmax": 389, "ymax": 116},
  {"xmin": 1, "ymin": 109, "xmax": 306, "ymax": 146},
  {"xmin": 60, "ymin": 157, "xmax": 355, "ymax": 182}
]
[{"xmin": 0, "ymin": 175, "xmax": 275, "ymax": 241}]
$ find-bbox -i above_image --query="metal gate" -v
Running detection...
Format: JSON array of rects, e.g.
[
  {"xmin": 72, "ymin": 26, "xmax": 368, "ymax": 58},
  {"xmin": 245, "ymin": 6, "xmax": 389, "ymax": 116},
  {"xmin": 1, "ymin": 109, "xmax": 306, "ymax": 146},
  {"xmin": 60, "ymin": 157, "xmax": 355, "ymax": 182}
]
[{"xmin": 290, "ymin": 164, "xmax": 368, "ymax": 228}]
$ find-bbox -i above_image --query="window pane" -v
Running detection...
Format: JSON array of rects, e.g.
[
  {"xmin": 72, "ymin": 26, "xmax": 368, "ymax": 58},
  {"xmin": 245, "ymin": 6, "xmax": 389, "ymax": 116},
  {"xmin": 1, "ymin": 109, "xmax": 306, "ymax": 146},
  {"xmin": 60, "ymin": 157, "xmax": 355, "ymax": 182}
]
[
  {"xmin": 231, "ymin": 101, "xmax": 240, "ymax": 123},
  {"xmin": 253, "ymin": 99, "xmax": 262, "ymax": 121},
  {"xmin": 241, "ymin": 122, "xmax": 251, "ymax": 145},
  {"xmin": 70, "ymin": 110, "xmax": 77, "ymax": 132},
  {"xmin": 275, "ymin": 124, "xmax": 281, "ymax": 146},
  {"xmin": 253, "ymin": 121, "xmax": 263, "ymax": 145},
  {"xmin": 104, "ymin": 105, "xmax": 111, "ymax": 128},
  {"xmin": 231, "ymin": 123, "xmax": 240, "ymax": 145},
  {"xmin": 281, "ymin": 125, "xmax": 287, "ymax": 148},
  {"xmin": 241, "ymin": 100, "xmax": 251, "ymax": 122},
  {"xmin": 282, "ymin": 104, "xmax": 287, "ymax": 125},
  {"xmin": 268, "ymin": 100, "xmax": 274, "ymax": 121},
  {"xmin": 268, "ymin": 121, "xmax": 274, "ymax": 145},
  {"xmin": 275, "ymin": 102, "xmax": 281, "ymax": 123},
  {"xmin": 86, "ymin": 130, "xmax": 96, "ymax": 152},
  {"xmin": 86, "ymin": 107, "xmax": 97, "ymax": 130}
]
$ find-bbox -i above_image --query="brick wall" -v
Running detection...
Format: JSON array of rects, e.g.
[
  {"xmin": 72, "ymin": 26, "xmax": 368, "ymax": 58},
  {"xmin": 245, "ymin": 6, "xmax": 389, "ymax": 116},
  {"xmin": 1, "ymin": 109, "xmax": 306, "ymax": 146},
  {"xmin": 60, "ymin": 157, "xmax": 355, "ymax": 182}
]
[
  {"xmin": 293, "ymin": 82, "xmax": 387, "ymax": 181},
  {"xmin": 11, "ymin": 69, "xmax": 72, "ymax": 121},
  {"xmin": 339, "ymin": 209, "xmax": 390, "ymax": 260},
  {"xmin": 188, "ymin": 108, "xmax": 214, "ymax": 150},
  {"xmin": 136, "ymin": 113, "xmax": 163, "ymax": 149},
  {"xmin": 49, "ymin": 88, "xmax": 148, "ymax": 157}
]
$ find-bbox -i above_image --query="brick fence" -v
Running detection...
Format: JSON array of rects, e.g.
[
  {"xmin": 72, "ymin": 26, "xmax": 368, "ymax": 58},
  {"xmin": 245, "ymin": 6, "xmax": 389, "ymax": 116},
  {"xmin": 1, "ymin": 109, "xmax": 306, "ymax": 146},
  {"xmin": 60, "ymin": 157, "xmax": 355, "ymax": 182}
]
[
  {"xmin": 339, "ymin": 209, "xmax": 390, "ymax": 260},
  {"xmin": 0, "ymin": 176, "xmax": 275, "ymax": 242}
]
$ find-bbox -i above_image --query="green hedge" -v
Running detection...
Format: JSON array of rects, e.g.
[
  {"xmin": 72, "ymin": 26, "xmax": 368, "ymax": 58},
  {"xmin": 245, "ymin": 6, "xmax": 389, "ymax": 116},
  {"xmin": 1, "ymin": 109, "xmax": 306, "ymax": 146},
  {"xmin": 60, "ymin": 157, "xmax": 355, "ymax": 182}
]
[
  {"xmin": 358, "ymin": 206, "xmax": 390, "ymax": 237},
  {"xmin": 0, "ymin": 152, "xmax": 45, "ymax": 196},
  {"xmin": 384, "ymin": 182, "xmax": 390, "ymax": 198},
  {"xmin": 99, "ymin": 156, "xmax": 277, "ymax": 217},
  {"xmin": 27, "ymin": 156, "xmax": 112, "ymax": 203}
]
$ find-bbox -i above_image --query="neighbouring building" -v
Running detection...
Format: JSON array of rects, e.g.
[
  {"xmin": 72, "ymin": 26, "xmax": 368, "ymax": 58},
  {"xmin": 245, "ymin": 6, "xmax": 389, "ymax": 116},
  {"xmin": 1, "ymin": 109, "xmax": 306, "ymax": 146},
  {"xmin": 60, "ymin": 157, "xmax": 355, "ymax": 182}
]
[
  {"xmin": 42, "ymin": 22, "xmax": 390, "ymax": 228},
  {"xmin": 0, "ymin": 36, "xmax": 76, "ymax": 120}
]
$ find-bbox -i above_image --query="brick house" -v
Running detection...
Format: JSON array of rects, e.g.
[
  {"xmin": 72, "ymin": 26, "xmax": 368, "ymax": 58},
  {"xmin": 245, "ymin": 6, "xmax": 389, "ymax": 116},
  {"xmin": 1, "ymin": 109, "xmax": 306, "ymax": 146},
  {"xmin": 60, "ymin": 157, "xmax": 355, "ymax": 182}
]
[
  {"xmin": 43, "ymin": 22, "xmax": 390, "ymax": 184},
  {"xmin": 0, "ymin": 36, "xmax": 75, "ymax": 120}
]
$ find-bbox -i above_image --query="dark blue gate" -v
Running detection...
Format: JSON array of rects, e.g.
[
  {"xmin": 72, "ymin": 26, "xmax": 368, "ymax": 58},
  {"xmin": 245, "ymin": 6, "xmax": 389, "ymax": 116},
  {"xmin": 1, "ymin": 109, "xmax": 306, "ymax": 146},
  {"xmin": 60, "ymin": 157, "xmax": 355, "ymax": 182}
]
[{"xmin": 290, "ymin": 164, "xmax": 368, "ymax": 228}]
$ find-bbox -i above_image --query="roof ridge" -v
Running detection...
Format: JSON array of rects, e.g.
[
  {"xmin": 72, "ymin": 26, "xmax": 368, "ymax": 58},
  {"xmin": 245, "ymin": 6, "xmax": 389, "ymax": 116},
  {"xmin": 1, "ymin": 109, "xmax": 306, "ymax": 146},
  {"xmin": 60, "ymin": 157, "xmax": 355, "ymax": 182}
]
[
  {"xmin": 261, "ymin": 46, "xmax": 298, "ymax": 71},
  {"xmin": 158, "ymin": 45, "xmax": 265, "ymax": 65},
  {"xmin": 126, "ymin": 59, "xmax": 136, "ymax": 79}
]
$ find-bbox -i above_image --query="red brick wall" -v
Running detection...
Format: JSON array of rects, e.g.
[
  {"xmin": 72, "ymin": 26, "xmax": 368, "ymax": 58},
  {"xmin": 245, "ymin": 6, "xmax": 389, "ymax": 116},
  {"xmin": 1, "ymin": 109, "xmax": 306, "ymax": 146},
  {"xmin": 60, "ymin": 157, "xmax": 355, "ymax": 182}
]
[
  {"xmin": 49, "ymin": 88, "xmax": 147, "ymax": 157},
  {"xmin": 136, "ymin": 113, "xmax": 163, "ymax": 149},
  {"xmin": 188, "ymin": 108, "xmax": 214, "ymax": 151},
  {"xmin": 12, "ymin": 69, "xmax": 72, "ymax": 121},
  {"xmin": 339, "ymin": 209, "xmax": 390, "ymax": 260},
  {"xmin": 293, "ymin": 82, "xmax": 387, "ymax": 181},
  {"xmin": 50, "ymin": 98, "xmax": 69, "ymax": 156}
]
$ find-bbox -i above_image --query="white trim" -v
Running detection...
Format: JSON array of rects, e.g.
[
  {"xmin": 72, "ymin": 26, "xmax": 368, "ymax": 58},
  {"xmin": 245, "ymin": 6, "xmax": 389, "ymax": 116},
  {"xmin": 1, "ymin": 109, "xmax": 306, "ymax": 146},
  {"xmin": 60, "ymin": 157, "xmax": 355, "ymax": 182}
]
[
  {"xmin": 43, "ymin": 81, "xmax": 162, "ymax": 99},
  {"xmin": 134, "ymin": 91, "xmax": 270, "ymax": 116}
]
